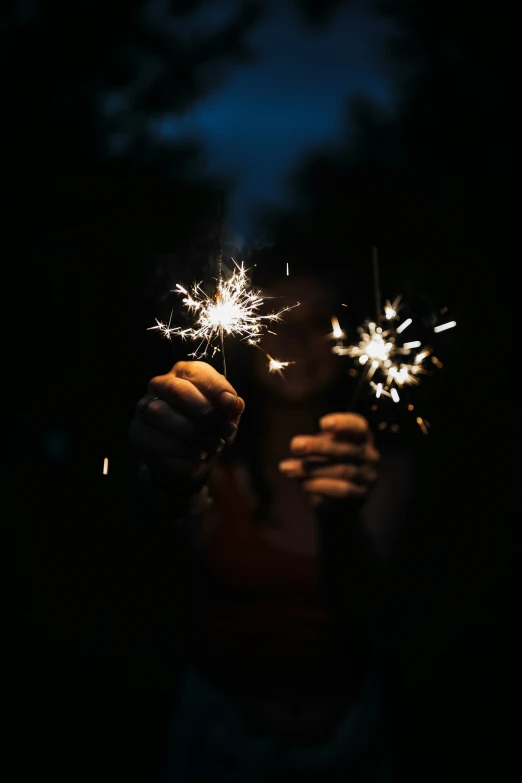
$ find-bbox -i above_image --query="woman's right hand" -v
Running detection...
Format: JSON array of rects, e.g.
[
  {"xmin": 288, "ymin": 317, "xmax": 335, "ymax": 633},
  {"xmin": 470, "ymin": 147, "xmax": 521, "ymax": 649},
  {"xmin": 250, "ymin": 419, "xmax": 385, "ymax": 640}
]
[{"xmin": 129, "ymin": 361, "xmax": 244, "ymax": 489}]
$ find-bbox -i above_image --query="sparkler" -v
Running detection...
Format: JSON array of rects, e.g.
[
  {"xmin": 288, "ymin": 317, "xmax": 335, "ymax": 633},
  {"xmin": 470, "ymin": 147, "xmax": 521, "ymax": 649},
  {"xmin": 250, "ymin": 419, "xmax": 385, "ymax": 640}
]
[
  {"xmin": 149, "ymin": 259, "xmax": 298, "ymax": 377},
  {"xmin": 332, "ymin": 309, "xmax": 456, "ymax": 432},
  {"xmin": 330, "ymin": 249, "xmax": 456, "ymax": 433}
]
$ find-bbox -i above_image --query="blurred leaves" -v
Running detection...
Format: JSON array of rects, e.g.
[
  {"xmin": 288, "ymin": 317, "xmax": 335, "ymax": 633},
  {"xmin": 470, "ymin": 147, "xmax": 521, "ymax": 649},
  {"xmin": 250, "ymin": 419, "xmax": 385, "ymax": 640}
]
[
  {"xmin": 294, "ymin": 0, "xmax": 355, "ymax": 26},
  {"xmin": 1, "ymin": 0, "xmax": 263, "ymax": 173}
]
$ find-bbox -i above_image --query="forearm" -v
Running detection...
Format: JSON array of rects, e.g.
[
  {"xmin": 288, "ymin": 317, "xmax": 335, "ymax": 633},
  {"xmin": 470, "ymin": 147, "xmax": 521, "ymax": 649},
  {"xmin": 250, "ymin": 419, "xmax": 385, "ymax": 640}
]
[{"xmin": 317, "ymin": 443, "xmax": 417, "ymax": 637}]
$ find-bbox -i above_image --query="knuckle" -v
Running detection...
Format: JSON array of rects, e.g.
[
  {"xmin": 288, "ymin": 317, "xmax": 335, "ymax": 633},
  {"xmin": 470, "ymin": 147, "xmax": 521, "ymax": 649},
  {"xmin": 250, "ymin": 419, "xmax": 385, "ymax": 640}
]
[
  {"xmin": 148, "ymin": 374, "xmax": 165, "ymax": 393},
  {"xmin": 173, "ymin": 360, "xmax": 193, "ymax": 378},
  {"xmin": 352, "ymin": 412, "xmax": 370, "ymax": 430}
]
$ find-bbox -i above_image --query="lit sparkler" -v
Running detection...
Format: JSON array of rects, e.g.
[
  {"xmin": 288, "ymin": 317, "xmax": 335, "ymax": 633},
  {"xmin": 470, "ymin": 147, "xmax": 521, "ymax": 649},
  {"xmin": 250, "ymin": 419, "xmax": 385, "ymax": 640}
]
[
  {"xmin": 149, "ymin": 259, "xmax": 298, "ymax": 376},
  {"xmin": 332, "ymin": 302, "xmax": 456, "ymax": 433}
]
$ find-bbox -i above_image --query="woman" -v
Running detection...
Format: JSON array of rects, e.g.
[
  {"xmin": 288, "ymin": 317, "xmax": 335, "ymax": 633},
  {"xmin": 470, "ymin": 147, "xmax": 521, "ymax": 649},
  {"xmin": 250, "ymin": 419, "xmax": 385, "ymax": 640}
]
[{"xmin": 129, "ymin": 275, "xmax": 415, "ymax": 782}]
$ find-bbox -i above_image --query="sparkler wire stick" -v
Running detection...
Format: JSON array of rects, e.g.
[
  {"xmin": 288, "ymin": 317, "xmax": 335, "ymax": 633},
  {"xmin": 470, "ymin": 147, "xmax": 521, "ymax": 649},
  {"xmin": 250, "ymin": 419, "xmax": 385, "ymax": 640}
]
[
  {"xmin": 349, "ymin": 247, "xmax": 382, "ymax": 410},
  {"xmin": 217, "ymin": 191, "xmax": 227, "ymax": 377},
  {"xmin": 372, "ymin": 246, "xmax": 382, "ymax": 322}
]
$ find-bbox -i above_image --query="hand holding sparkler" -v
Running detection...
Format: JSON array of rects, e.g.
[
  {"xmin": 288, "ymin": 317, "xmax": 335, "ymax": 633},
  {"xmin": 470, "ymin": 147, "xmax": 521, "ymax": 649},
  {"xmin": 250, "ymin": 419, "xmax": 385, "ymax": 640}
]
[
  {"xmin": 129, "ymin": 361, "xmax": 244, "ymax": 492},
  {"xmin": 278, "ymin": 412, "xmax": 380, "ymax": 507}
]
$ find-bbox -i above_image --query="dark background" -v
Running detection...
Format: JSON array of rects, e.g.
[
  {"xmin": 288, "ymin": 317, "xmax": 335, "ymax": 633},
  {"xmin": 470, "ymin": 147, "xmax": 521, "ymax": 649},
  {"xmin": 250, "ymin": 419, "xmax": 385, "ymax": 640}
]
[{"xmin": 3, "ymin": 1, "xmax": 520, "ymax": 781}]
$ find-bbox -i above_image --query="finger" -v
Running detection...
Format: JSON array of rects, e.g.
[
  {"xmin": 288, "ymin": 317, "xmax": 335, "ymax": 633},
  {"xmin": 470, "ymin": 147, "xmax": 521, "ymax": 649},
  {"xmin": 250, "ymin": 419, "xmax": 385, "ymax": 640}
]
[
  {"xmin": 279, "ymin": 459, "xmax": 378, "ymax": 486},
  {"xmin": 304, "ymin": 462, "xmax": 377, "ymax": 484},
  {"xmin": 173, "ymin": 361, "xmax": 245, "ymax": 419},
  {"xmin": 319, "ymin": 412, "xmax": 372, "ymax": 443},
  {"xmin": 301, "ymin": 477, "xmax": 367, "ymax": 499},
  {"xmin": 278, "ymin": 457, "xmax": 330, "ymax": 477},
  {"xmin": 136, "ymin": 396, "xmax": 237, "ymax": 444},
  {"xmin": 278, "ymin": 458, "xmax": 307, "ymax": 477},
  {"xmin": 129, "ymin": 418, "xmax": 215, "ymax": 462},
  {"xmin": 290, "ymin": 433, "xmax": 364, "ymax": 460},
  {"xmin": 147, "ymin": 375, "xmax": 242, "ymax": 428}
]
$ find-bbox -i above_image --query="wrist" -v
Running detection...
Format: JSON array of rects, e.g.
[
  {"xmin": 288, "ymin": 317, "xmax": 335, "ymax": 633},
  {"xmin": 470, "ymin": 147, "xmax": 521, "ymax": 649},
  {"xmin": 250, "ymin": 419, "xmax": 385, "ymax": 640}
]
[{"xmin": 137, "ymin": 461, "xmax": 212, "ymax": 518}]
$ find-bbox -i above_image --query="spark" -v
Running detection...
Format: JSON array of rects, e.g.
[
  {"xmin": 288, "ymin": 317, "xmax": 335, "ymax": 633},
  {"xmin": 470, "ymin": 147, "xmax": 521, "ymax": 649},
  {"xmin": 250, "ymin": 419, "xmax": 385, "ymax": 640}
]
[
  {"xmin": 434, "ymin": 320, "xmax": 457, "ymax": 333},
  {"xmin": 251, "ymin": 341, "xmax": 295, "ymax": 380},
  {"xmin": 268, "ymin": 356, "xmax": 295, "ymax": 378},
  {"xmin": 327, "ymin": 315, "xmax": 346, "ymax": 341},
  {"xmin": 383, "ymin": 296, "xmax": 402, "ymax": 321},
  {"xmin": 149, "ymin": 260, "xmax": 298, "ymax": 370},
  {"xmin": 286, "ymin": 263, "xmax": 289, "ymax": 276},
  {"xmin": 416, "ymin": 416, "xmax": 430, "ymax": 435},
  {"xmin": 396, "ymin": 318, "xmax": 412, "ymax": 334},
  {"xmin": 102, "ymin": 457, "xmax": 109, "ymax": 476}
]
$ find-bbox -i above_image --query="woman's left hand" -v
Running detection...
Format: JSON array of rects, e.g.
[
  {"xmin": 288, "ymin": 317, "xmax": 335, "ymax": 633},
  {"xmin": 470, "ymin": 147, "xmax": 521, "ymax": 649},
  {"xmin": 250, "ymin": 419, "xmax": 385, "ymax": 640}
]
[{"xmin": 278, "ymin": 412, "xmax": 381, "ymax": 506}]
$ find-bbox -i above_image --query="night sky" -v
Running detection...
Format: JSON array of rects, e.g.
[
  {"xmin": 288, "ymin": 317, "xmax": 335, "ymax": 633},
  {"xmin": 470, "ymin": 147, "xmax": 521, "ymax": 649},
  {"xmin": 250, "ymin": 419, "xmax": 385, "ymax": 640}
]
[{"xmin": 149, "ymin": 0, "xmax": 395, "ymax": 240}]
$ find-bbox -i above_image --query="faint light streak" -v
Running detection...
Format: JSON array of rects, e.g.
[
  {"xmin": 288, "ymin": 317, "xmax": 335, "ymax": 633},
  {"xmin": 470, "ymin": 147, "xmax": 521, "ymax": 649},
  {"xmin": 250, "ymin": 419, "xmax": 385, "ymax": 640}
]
[
  {"xmin": 434, "ymin": 320, "xmax": 457, "ymax": 333},
  {"xmin": 416, "ymin": 417, "xmax": 430, "ymax": 436},
  {"xmin": 102, "ymin": 457, "xmax": 109, "ymax": 475}
]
